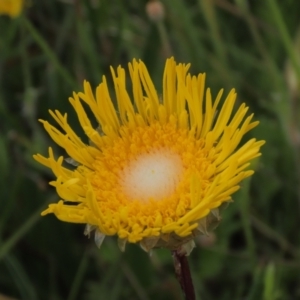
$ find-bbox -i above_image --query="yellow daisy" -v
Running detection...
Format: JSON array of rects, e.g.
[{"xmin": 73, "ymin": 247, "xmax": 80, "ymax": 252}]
[
  {"xmin": 34, "ymin": 58, "xmax": 264, "ymax": 254},
  {"xmin": 0, "ymin": 0, "xmax": 23, "ymax": 18}
]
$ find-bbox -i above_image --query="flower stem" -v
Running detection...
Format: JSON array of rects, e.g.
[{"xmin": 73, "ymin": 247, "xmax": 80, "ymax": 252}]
[{"xmin": 172, "ymin": 250, "xmax": 196, "ymax": 300}]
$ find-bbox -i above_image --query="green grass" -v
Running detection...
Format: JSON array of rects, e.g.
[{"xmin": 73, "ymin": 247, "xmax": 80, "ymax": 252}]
[{"xmin": 1, "ymin": 0, "xmax": 300, "ymax": 299}]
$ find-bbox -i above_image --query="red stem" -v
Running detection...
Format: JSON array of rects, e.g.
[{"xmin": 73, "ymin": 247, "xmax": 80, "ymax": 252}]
[{"xmin": 172, "ymin": 250, "xmax": 196, "ymax": 300}]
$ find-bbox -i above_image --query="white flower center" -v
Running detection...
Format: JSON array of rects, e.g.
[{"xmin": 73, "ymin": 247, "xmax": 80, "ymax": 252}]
[{"xmin": 120, "ymin": 150, "xmax": 184, "ymax": 201}]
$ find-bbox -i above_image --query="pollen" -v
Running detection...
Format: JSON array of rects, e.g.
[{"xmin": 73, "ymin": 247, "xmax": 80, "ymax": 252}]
[{"xmin": 120, "ymin": 150, "xmax": 184, "ymax": 202}]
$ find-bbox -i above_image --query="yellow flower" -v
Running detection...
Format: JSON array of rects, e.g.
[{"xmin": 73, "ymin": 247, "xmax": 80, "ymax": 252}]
[
  {"xmin": 0, "ymin": 0, "xmax": 23, "ymax": 18},
  {"xmin": 34, "ymin": 58, "xmax": 264, "ymax": 254}
]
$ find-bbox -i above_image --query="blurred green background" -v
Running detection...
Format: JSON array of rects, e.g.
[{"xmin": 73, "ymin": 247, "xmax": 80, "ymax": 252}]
[{"xmin": 1, "ymin": 0, "xmax": 300, "ymax": 299}]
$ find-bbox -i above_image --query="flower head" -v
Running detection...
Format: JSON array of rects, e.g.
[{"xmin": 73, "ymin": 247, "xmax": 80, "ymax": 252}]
[
  {"xmin": 0, "ymin": 0, "xmax": 23, "ymax": 18},
  {"xmin": 34, "ymin": 58, "xmax": 264, "ymax": 254}
]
